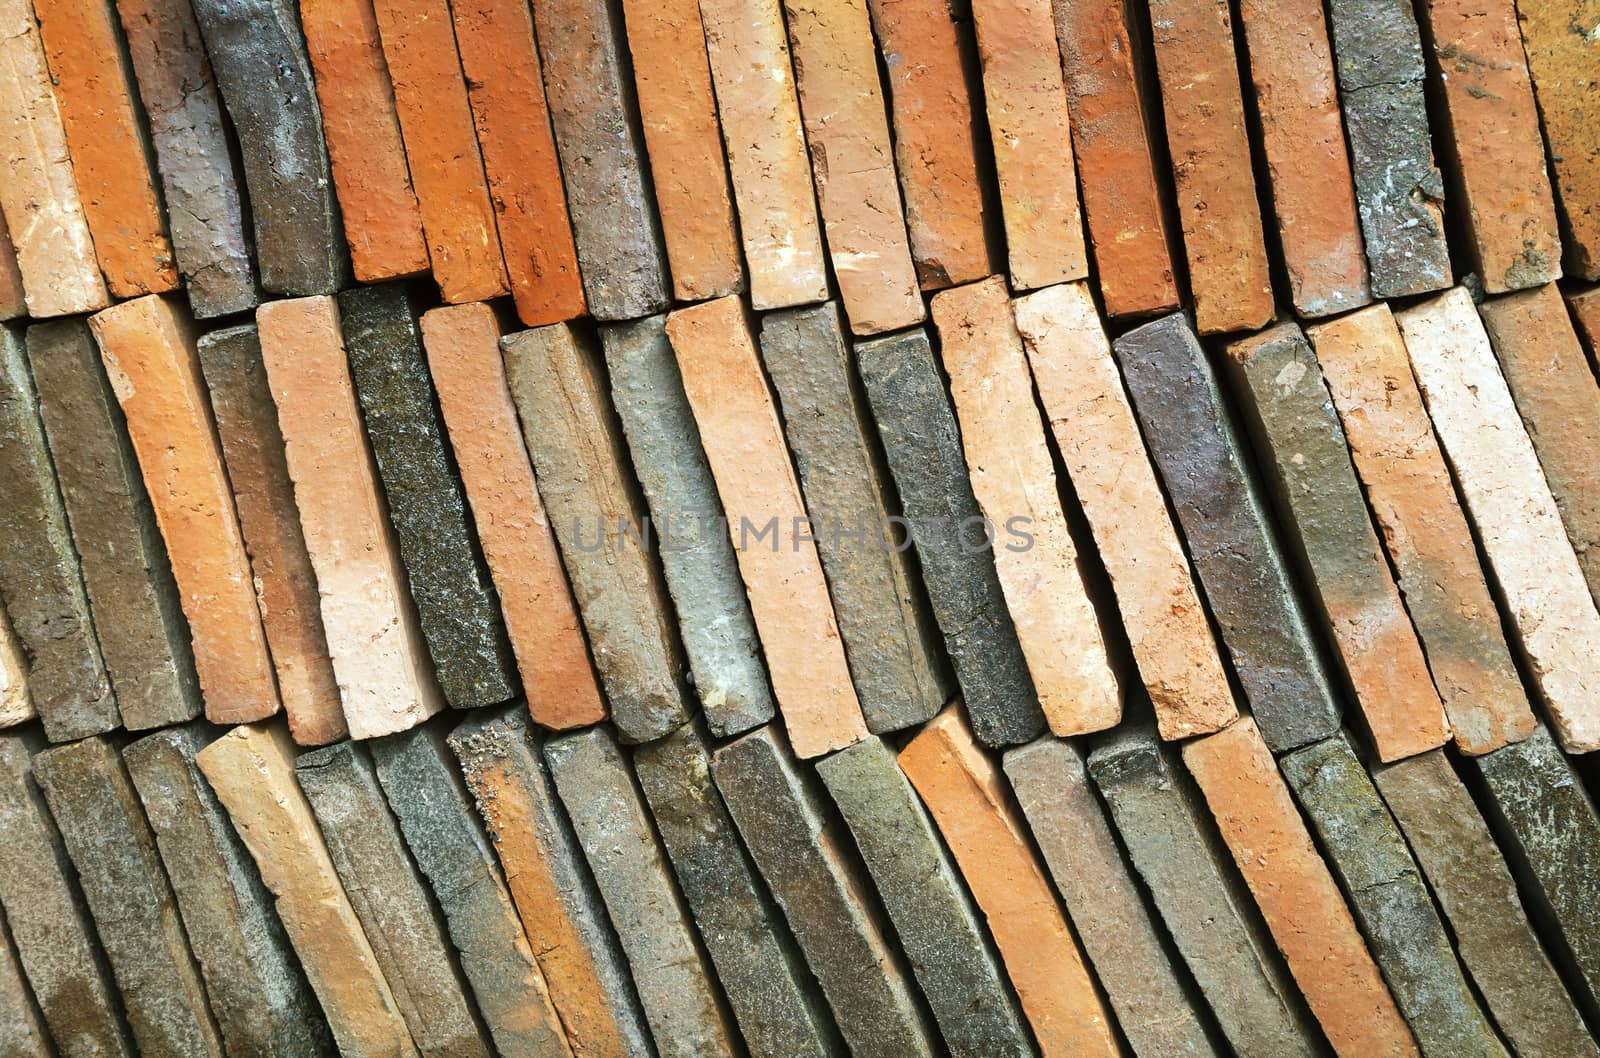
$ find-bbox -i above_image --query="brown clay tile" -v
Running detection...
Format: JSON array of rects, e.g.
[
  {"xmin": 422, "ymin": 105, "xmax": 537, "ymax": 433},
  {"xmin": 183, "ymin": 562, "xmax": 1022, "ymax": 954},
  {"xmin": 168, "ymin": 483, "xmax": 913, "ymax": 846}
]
[
  {"xmin": 421, "ymin": 303, "xmax": 606, "ymax": 731},
  {"xmin": 1309, "ymin": 304, "xmax": 1536, "ymax": 755},
  {"xmin": 371, "ymin": 0, "xmax": 508, "ymax": 302},
  {"xmin": 899, "ymin": 706, "xmax": 1120, "ymax": 1058},
  {"xmin": 931, "ymin": 277, "xmax": 1122, "ymax": 737},
  {"xmin": 0, "ymin": 211, "xmax": 25, "ymax": 321},
  {"xmin": 866, "ymin": 0, "xmax": 995, "ymax": 290},
  {"xmin": 299, "ymin": 0, "xmax": 429, "ymax": 282},
  {"xmin": 89, "ymin": 295, "xmax": 280, "ymax": 726},
  {"xmin": 1054, "ymin": 0, "xmax": 1180, "ymax": 317},
  {"xmin": 1148, "ymin": 0, "xmax": 1276, "ymax": 333},
  {"xmin": 1016, "ymin": 282, "xmax": 1236, "ymax": 740},
  {"xmin": 1183, "ymin": 716, "xmax": 1421, "ymax": 1058},
  {"xmin": 1239, "ymin": 0, "xmax": 1371, "ymax": 317},
  {"xmin": 1422, "ymin": 0, "xmax": 1563, "ymax": 292},
  {"xmin": 665, "ymin": 296, "xmax": 867, "ymax": 758},
  {"xmin": 33, "ymin": 0, "xmax": 177, "ymax": 297},
  {"xmin": 698, "ymin": 0, "xmax": 829, "ymax": 310},
  {"xmin": 620, "ymin": 0, "xmax": 742, "ymax": 302},
  {"xmin": 968, "ymin": 0, "xmax": 1088, "ymax": 290},
  {"xmin": 257, "ymin": 296, "xmax": 444, "ymax": 740},
  {"xmin": 0, "ymin": 0, "xmax": 108, "ymax": 317},
  {"xmin": 783, "ymin": 0, "xmax": 924, "ymax": 335},
  {"xmin": 1571, "ymin": 285, "xmax": 1600, "ymax": 355}
]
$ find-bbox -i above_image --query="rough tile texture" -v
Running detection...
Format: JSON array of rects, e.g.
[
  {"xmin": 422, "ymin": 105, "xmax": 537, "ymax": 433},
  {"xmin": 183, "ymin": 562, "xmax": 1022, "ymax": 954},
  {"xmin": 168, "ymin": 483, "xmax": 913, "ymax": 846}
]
[
  {"xmin": 0, "ymin": 211, "xmax": 24, "ymax": 321},
  {"xmin": 1006, "ymin": 736, "xmax": 1219, "ymax": 1058},
  {"xmin": 1309, "ymin": 305, "xmax": 1536, "ymax": 754},
  {"xmin": 968, "ymin": 0, "xmax": 1087, "ymax": 290},
  {"xmin": 422, "ymin": 305, "xmax": 604, "ymax": 732},
  {"xmin": 0, "ymin": 908, "xmax": 50, "ymax": 1058},
  {"xmin": 1239, "ymin": 0, "xmax": 1370, "ymax": 317},
  {"xmin": 1326, "ymin": 0, "xmax": 1451, "ymax": 298},
  {"xmin": 932, "ymin": 278, "xmax": 1121, "ymax": 737},
  {"xmin": 0, "ymin": 0, "xmax": 108, "ymax": 318},
  {"xmin": 531, "ymin": 0, "xmax": 670, "ymax": 320},
  {"xmin": 602, "ymin": 317, "xmax": 773, "ymax": 738},
  {"xmin": 1090, "ymin": 723, "xmax": 1320, "ymax": 1058},
  {"xmin": 449, "ymin": 706, "xmax": 654, "ymax": 1058},
  {"xmin": 867, "ymin": 0, "xmax": 995, "ymax": 289},
  {"xmin": 633, "ymin": 721, "xmax": 839, "ymax": 1058},
  {"xmin": 371, "ymin": 726, "xmax": 573, "ymax": 1058},
  {"xmin": 28, "ymin": 320, "xmax": 201, "ymax": 732},
  {"xmin": 197, "ymin": 324, "xmax": 346, "ymax": 747},
  {"xmin": 855, "ymin": 328, "xmax": 1042, "ymax": 746},
  {"xmin": 0, "ymin": 732, "xmax": 134, "ymax": 1058},
  {"xmin": 452, "ymin": 0, "xmax": 586, "ymax": 326},
  {"xmin": 1224, "ymin": 321, "xmax": 1448, "ymax": 761},
  {"xmin": 0, "ymin": 325, "xmax": 117, "ymax": 741},
  {"xmin": 296, "ymin": 741, "xmax": 490, "ymax": 1058},
  {"xmin": 124, "ymin": 723, "xmax": 331, "ymax": 1058},
  {"xmin": 0, "ymin": 602, "xmax": 31, "ymax": 728},
  {"xmin": 1017, "ymin": 283, "xmax": 1236, "ymax": 740},
  {"xmin": 760, "ymin": 304, "xmax": 949, "ymax": 734},
  {"xmin": 1281, "ymin": 734, "xmax": 1507, "ymax": 1058},
  {"xmin": 32, "ymin": 0, "xmax": 177, "ymax": 297},
  {"xmin": 299, "ymin": 0, "xmax": 429, "ymax": 282},
  {"xmin": 1420, "ymin": 0, "xmax": 1562, "ymax": 292},
  {"xmin": 1148, "ymin": 0, "xmax": 1276, "ymax": 333},
  {"xmin": 1471, "ymin": 724, "xmax": 1600, "ymax": 1017},
  {"xmin": 667, "ymin": 297, "xmax": 866, "ymax": 757},
  {"xmin": 198, "ymin": 723, "xmax": 419, "ymax": 1058},
  {"xmin": 259, "ymin": 296, "xmax": 445, "ymax": 740},
  {"xmin": 371, "ymin": 0, "xmax": 506, "ymax": 302},
  {"xmin": 113, "ymin": 0, "xmax": 258, "ymax": 316},
  {"xmin": 1480, "ymin": 285, "xmax": 1600, "ymax": 604},
  {"xmin": 1374, "ymin": 749, "xmax": 1600, "ymax": 1058},
  {"xmin": 1055, "ymin": 0, "xmax": 1179, "ymax": 317},
  {"xmin": 32, "ymin": 737, "xmax": 224, "ymax": 1058},
  {"xmin": 92, "ymin": 296, "xmax": 281, "ymax": 726},
  {"xmin": 502, "ymin": 323, "xmax": 687, "ymax": 743},
  {"xmin": 820, "ymin": 736, "xmax": 1033, "ymax": 1058},
  {"xmin": 1571, "ymin": 285, "xmax": 1600, "ymax": 357},
  {"xmin": 620, "ymin": 0, "xmax": 742, "ymax": 301},
  {"xmin": 783, "ymin": 0, "xmax": 923, "ymax": 333},
  {"xmin": 698, "ymin": 0, "xmax": 828, "ymax": 309},
  {"xmin": 546, "ymin": 728, "xmax": 740, "ymax": 1058},
  {"xmin": 342, "ymin": 285, "xmax": 517, "ymax": 709},
  {"xmin": 1183, "ymin": 720, "xmax": 1420, "ymax": 1057},
  {"xmin": 714, "ymin": 725, "xmax": 936, "ymax": 1057},
  {"xmin": 1397, "ymin": 288, "xmax": 1600, "ymax": 754},
  {"xmin": 1515, "ymin": 0, "xmax": 1600, "ymax": 278},
  {"xmin": 189, "ymin": 0, "xmax": 348, "ymax": 295},
  {"xmin": 901, "ymin": 707, "xmax": 1117, "ymax": 1057}
]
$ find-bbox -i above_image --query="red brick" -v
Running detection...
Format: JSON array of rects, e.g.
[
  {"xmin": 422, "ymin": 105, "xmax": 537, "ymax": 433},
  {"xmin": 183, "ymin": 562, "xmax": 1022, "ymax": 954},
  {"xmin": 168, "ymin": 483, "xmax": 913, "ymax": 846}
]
[
  {"xmin": 783, "ymin": 0, "xmax": 923, "ymax": 334},
  {"xmin": 1016, "ymin": 282, "xmax": 1236, "ymax": 740},
  {"xmin": 300, "ymin": 0, "xmax": 429, "ymax": 282},
  {"xmin": 665, "ymin": 296, "xmax": 866, "ymax": 758},
  {"xmin": 1421, "ymin": 0, "xmax": 1563, "ymax": 292},
  {"xmin": 89, "ymin": 295, "xmax": 280, "ymax": 725},
  {"xmin": 866, "ymin": 0, "xmax": 994, "ymax": 289},
  {"xmin": 372, "ymin": 0, "xmax": 508, "ymax": 302},
  {"xmin": 0, "ymin": 0, "xmax": 109, "ymax": 317},
  {"xmin": 1148, "ymin": 0, "xmax": 1275, "ymax": 334},
  {"xmin": 1239, "ymin": 0, "xmax": 1370, "ymax": 317},
  {"xmin": 33, "ymin": 0, "xmax": 177, "ymax": 297},
  {"xmin": 1571, "ymin": 285, "xmax": 1600, "ymax": 355},
  {"xmin": 0, "ymin": 210, "xmax": 23, "ymax": 321},
  {"xmin": 1183, "ymin": 716, "xmax": 1420, "ymax": 1058},
  {"xmin": 1054, "ymin": 0, "xmax": 1180, "ymax": 317},
  {"xmin": 1309, "ymin": 304, "xmax": 1536, "ymax": 754},
  {"xmin": 257, "ymin": 296, "xmax": 444, "ymax": 740},
  {"xmin": 969, "ymin": 0, "xmax": 1087, "ymax": 290},
  {"xmin": 899, "ymin": 706, "xmax": 1119, "ymax": 1058},
  {"xmin": 931, "ymin": 277, "xmax": 1122, "ymax": 736},
  {"xmin": 699, "ymin": 0, "xmax": 828, "ymax": 310},
  {"xmin": 453, "ymin": 0, "xmax": 586, "ymax": 326},
  {"xmin": 620, "ymin": 0, "xmax": 742, "ymax": 301},
  {"xmin": 421, "ymin": 303, "xmax": 606, "ymax": 731}
]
